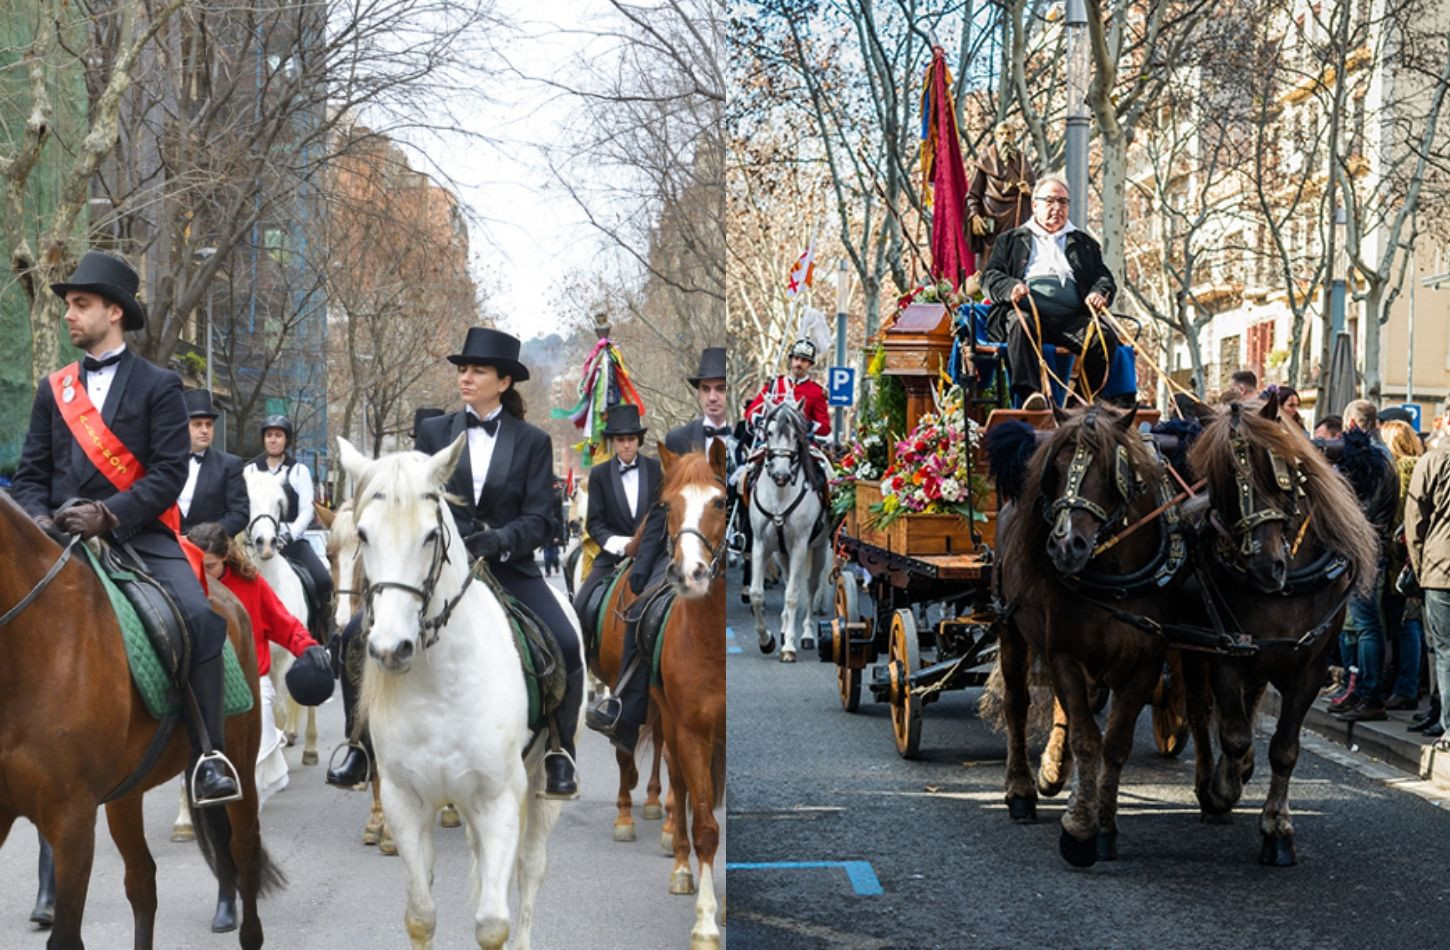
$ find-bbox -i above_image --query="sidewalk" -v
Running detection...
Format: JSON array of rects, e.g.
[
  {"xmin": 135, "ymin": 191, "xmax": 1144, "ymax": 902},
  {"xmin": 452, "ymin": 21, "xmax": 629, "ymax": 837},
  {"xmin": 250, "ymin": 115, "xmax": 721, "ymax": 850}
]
[{"xmin": 1262, "ymin": 689, "xmax": 1450, "ymax": 788}]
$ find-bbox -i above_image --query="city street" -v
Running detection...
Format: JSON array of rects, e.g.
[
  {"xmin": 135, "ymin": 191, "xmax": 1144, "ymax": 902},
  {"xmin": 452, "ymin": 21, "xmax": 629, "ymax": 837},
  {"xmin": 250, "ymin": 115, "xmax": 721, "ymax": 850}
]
[
  {"xmin": 727, "ymin": 565, "xmax": 1450, "ymax": 949},
  {"xmin": 0, "ymin": 572, "xmax": 699, "ymax": 949}
]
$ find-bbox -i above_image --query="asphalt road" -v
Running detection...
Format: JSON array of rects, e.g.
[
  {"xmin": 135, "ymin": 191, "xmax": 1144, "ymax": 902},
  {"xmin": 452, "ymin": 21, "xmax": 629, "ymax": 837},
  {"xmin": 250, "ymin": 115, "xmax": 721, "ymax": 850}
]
[
  {"xmin": 0, "ymin": 570, "xmax": 702, "ymax": 949},
  {"xmin": 727, "ymin": 564, "xmax": 1450, "ymax": 950}
]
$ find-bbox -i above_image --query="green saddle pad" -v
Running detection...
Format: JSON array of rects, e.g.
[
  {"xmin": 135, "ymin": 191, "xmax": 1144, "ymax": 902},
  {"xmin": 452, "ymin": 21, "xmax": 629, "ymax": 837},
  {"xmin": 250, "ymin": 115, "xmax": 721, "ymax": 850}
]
[
  {"xmin": 588, "ymin": 564, "xmax": 631, "ymax": 658},
  {"xmin": 82, "ymin": 546, "xmax": 254, "ymax": 720}
]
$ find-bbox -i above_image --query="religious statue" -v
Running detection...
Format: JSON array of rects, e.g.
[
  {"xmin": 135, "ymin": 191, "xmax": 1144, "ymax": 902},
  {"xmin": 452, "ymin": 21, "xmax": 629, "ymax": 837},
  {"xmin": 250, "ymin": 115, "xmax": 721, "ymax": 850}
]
[{"xmin": 965, "ymin": 120, "xmax": 1037, "ymax": 266}]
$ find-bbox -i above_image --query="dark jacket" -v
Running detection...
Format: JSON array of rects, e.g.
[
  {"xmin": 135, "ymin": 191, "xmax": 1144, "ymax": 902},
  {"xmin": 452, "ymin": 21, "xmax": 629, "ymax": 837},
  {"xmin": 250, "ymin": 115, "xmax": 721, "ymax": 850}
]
[
  {"xmin": 666, "ymin": 419, "xmax": 707, "ymax": 455},
  {"xmin": 181, "ymin": 447, "xmax": 249, "ymax": 536},
  {"xmin": 586, "ymin": 454, "xmax": 661, "ymax": 571},
  {"xmin": 12, "ymin": 349, "xmax": 189, "ymax": 559},
  {"xmin": 414, "ymin": 409, "xmax": 556, "ymax": 576},
  {"xmin": 1407, "ymin": 447, "xmax": 1450, "ymax": 589},
  {"xmin": 981, "ymin": 224, "xmax": 1116, "ymax": 341},
  {"xmin": 1339, "ymin": 428, "xmax": 1399, "ymax": 547}
]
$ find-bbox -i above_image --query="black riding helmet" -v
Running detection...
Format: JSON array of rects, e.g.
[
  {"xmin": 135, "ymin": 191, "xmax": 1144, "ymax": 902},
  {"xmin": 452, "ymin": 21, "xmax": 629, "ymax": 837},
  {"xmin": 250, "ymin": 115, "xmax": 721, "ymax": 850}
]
[{"xmin": 260, "ymin": 414, "xmax": 294, "ymax": 446}]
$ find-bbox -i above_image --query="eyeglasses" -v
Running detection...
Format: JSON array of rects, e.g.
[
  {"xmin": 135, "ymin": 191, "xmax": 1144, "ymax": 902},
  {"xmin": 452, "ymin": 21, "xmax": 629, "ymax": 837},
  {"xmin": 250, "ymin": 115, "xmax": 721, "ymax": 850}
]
[{"xmin": 1033, "ymin": 196, "xmax": 1070, "ymax": 207}]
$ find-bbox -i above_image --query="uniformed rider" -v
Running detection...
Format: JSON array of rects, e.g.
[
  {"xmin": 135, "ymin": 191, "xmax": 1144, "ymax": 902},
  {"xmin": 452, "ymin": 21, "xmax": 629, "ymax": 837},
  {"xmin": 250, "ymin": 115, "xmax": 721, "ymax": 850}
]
[{"xmin": 246, "ymin": 414, "xmax": 334, "ymax": 623}]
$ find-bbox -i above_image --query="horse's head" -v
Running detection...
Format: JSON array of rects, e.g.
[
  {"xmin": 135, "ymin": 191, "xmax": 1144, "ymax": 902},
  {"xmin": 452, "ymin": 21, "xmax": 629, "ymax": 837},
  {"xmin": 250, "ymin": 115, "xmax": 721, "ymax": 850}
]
[
  {"xmin": 243, "ymin": 468, "xmax": 287, "ymax": 559},
  {"xmin": 658, "ymin": 440, "xmax": 728, "ymax": 598},
  {"xmin": 1187, "ymin": 394, "xmax": 1303, "ymax": 593},
  {"xmin": 338, "ymin": 435, "xmax": 468, "ymax": 674},
  {"xmin": 1036, "ymin": 404, "xmax": 1145, "ymax": 575},
  {"xmin": 325, "ymin": 500, "xmax": 362, "ymax": 627},
  {"xmin": 763, "ymin": 398, "xmax": 807, "ymax": 487}
]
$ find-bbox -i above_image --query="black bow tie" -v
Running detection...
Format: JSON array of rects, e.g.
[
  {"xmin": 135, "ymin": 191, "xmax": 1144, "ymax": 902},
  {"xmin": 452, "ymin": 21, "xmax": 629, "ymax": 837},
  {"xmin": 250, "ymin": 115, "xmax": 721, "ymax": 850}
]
[
  {"xmin": 467, "ymin": 414, "xmax": 500, "ymax": 436},
  {"xmin": 191, "ymin": 452, "xmax": 206, "ymax": 463},
  {"xmin": 619, "ymin": 461, "xmax": 638, "ymax": 474},
  {"xmin": 82, "ymin": 353, "xmax": 122, "ymax": 372},
  {"xmin": 704, "ymin": 425, "xmax": 731, "ymax": 439}
]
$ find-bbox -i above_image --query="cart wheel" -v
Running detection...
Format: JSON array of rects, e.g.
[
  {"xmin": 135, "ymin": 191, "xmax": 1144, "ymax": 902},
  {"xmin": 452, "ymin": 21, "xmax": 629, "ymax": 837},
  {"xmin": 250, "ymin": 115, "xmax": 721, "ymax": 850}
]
[
  {"xmin": 1151, "ymin": 654, "xmax": 1190, "ymax": 758},
  {"xmin": 888, "ymin": 608, "xmax": 922, "ymax": 759},
  {"xmin": 834, "ymin": 572, "xmax": 862, "ymax": 712}
]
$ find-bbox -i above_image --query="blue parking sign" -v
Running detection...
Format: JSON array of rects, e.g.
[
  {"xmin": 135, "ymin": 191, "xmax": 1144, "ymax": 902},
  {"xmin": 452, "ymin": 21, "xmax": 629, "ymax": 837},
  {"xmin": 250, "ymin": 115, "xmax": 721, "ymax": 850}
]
[
  {"xmin": 1402, "ymin": 403, "xmax": 1422, "ymax": 432},
  {"xmin": 827, "ymin": 367, "xmax": 855, "ymax": 406}
]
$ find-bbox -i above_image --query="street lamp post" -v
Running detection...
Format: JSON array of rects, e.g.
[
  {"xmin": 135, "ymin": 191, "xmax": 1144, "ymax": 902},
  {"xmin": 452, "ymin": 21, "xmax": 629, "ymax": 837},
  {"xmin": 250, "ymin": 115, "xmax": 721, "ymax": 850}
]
[
  {"xmin": 835, "ymin": 260, "xmax": 849, "ymax": 446},
  {"xmin": 1064, "ymin": 0, "xmax": 1091, "ymax": 214}
]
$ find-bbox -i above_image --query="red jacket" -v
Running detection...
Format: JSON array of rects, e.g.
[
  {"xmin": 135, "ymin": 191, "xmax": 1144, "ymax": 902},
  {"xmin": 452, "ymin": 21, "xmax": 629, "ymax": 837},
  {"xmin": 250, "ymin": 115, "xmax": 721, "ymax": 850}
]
[
  {"xmin": 218, "ymin": 567, "xmax": 317, "ymax": 676},
  {"xmin": 746, "ymin": 376, "xmax": 831, "ymax": 437}
]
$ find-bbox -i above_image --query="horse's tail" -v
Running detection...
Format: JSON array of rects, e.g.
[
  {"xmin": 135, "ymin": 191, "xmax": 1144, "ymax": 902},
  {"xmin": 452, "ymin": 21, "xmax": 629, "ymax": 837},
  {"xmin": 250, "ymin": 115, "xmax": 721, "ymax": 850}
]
[
  {"xmin": 189, "ymin": 799, "xmax": 287, "ymax": 899},
  {"xmin": 976, "ymin": 644, "xmax": 1055, "ymax": 738}
]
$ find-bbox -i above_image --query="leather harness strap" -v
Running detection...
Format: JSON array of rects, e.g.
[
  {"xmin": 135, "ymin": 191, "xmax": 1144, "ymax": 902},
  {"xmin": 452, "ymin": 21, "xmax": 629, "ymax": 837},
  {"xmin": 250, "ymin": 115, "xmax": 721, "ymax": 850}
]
[{"xmin": 0, "ymin": 535, "xmax": 79, "ymax": 628}]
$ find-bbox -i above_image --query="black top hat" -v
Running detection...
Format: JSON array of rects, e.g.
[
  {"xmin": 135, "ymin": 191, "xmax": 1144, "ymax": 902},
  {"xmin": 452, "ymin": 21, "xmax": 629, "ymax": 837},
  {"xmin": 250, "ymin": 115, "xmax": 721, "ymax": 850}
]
[
  {"xmin": 687, "ymin": 347, "xmax": 727, "ymax": 387},
  {"xmin": 410, "ymin": 406, "xmax": 444, "ymax": 438},
  {"xmin": 183, "ymin": 389, "xmax": 220, "ymax": 419},
  {"xmin": 447, "ymin": 327, "xmax": 530, "ymax": 382},
  {"xmin": 601, "ymin": 404, "xmax": 647, "ymax": 438},
  {"xmin": 51, "ymin": 251, "xmax": 147, "ymax": 332},
  {"xmin": 285, "ymin": 651, "xmax": 335, "ymax": 706},
  {"xmin": 1378, "ymin": 406, "xmax": 1414, "ymax": 427}
]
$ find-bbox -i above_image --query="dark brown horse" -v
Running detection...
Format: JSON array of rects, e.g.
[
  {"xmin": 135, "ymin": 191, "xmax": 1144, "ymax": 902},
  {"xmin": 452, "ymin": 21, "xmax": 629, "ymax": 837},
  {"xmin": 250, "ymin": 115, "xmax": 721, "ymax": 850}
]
[
  {"xmin": 0, "ymin": 491, "xmax": 281, "ymax": 949},
  {"xmin": 1183, "ymin": 396, "xmax": 1378, "ymax": 864},
  {"xmin": 996, "ymin": 404, "xmax": 1189, "ymax": 867},
  {"xmin": 652, "ymin": 442, "xmax": 727, "ymax": 948}
]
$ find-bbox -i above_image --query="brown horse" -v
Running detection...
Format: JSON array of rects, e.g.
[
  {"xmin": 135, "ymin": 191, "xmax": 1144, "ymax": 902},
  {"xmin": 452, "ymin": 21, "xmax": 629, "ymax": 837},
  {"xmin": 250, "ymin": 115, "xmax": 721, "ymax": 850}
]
[
  {"xmin": 589, "ymin": 521, "xmax": 669, "ymax": 848},
  {"xmin": 650, "ymin": 442, "xmax": 727, "ymax": 948},
  {"xmin": 0, "ymin": 491, "xmax": 281, "ymax": 949},
  {"xmin": 1183, "ymin": 396, "xmax": 1379, "ymax": 864},
  {"xmin": 996, "ymin": 404, "xmax": 1189, "ymax": 867}
]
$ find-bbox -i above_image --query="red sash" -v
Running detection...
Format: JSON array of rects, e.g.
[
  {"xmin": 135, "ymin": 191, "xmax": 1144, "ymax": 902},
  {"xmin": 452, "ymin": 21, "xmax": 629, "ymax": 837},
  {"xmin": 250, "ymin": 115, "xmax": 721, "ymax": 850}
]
[{"xmin": 49, "ymin": 363, "xmax": 207, "ymax": 589}]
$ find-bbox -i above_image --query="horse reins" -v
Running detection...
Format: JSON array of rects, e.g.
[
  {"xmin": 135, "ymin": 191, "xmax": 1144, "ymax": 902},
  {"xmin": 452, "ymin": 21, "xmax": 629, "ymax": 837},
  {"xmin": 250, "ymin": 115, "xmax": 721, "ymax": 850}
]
[
  {"xmin": 359, "ymin": 497, "xmax": 466, "ymax": 651},
  {"xmin": 0, "ymin": 534, "xmax": 80, "ymax": 628}
]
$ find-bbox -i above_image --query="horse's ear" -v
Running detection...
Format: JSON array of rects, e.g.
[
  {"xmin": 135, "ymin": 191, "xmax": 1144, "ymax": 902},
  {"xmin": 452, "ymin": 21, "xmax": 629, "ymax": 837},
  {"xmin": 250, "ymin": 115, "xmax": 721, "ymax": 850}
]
[
  {"xmin": 427, "ymin": 433, "xmax": 468, "ymax": 486},
  {"xmin": 707, "ymin": 437, "xmax": 727, "ymax": 476},
  {"xmin": 1051, "ymin": 404, "xmax": 1070, "ymax": 425},
  {"xmin": 1114, "ymin": 405, "xmax": 1139, "ymax": 431},
  {"xmin": 1260, "ymin": 389, "xmax": 1281, "ymax": 420},
  {"xmin": 337, "ymin": 437, "xmax": 370, "ymax": 482},
  {"xmin": 1174, "ymin": 392, "xmax": 1217, "ymax": 424},
  {"xmin": 658, "ymin": 441, "xmax": 679, "ymax": 472},
  {"xmin": 313, "ymin": 502, "xmax": 334, "ymax": 529}
]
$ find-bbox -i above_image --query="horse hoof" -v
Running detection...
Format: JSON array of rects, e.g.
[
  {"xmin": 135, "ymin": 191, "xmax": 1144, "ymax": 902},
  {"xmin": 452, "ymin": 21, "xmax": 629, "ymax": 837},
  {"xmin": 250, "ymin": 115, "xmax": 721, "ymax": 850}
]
[
  {"xmin": 1006, "ymin": 795, "xmax": 1037, "ymax": 823},
  {"xmin": 380, "ymin": 828, "xmax": 398, "ymax": 856},
  {"xmin": 1059, "ymin": 829, "xmax": 1099, "ymax": 868},
  {"xmin": 170, "ymin": 824, "xmax": 195, "ymax": 843},
  {"xmin": 758, "ymin": 634, "xmax": 776, "ymax": 655},
  {"xmin": 1037, "ymin": 775, "xmax": 1066, "ymax": 798},
  {"xmin": 301, "ymin": 750, "xmax": 319, "ymax": 766},
  {"xmin": 800, "ymin": 636, "xmax": 815, "ymax": 651},
  {"xmin": 780, "ymin": 650, "xmax": 796, "ymax": 663},
  {"xmin": 1259, "ymin": 833, "xmax": 1297, "ymax": 867},
  {"xmin": 669, "ymin": 869, "xmax": 696, "ymax": 895},
  {"xmin": 1097, "ymin": 830, "xmax": 1119, "ymax": 862},
  {"xmin": 613, "ymin": 822, "xmax": 637, "ymax": 842},
  {"xmin": 642, "ymin": 803, "xmax": 664, "ymax": 820},
  {"xmin": 362, "ymin": 827, "xmax": 380, "ymax": 846},
  {"xmin": 661, "ymin": 831, "xmax": 674, "ymax": 853},
  {"xmin": 439, "ymin": 805, "xmax": 462, "ymax": 828},
  {"xmin": 283, "ymin": 732, "xmax": 297, "ymax": 746},
  {"xmin": 690, "ymin": 933, "xmax": 722, "ymax": 949}
]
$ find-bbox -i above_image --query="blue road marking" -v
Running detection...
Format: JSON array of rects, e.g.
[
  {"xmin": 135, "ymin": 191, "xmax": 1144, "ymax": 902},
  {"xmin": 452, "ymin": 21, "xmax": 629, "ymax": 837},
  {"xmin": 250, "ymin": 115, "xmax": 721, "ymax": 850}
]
[
  {"xmin": 725, "ymin": 625, "xmax": 742, "ymax": 654},
  {"xmin": 725, "ymin": 860, "xmax": 883, "ymax": 896}
]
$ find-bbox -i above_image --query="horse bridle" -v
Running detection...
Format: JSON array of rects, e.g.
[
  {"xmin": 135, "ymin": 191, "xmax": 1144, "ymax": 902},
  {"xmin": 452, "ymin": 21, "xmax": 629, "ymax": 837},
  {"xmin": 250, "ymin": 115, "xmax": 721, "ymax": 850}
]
[
  {"xmin": 1043, "ymin": 415, "xmax": 1141, "ymax": 550},
  {"xmin": 762, "ymin": 403, "xmax": 806, "ymax": 488},
  {"xmin": 668, "ymin": 476, "xmax": 730, "ymax": 581},
  {"xmin": 245, "ymin": 511, "xmax": 283, "ymax": 555},
  {"xmin": 1212, "ymin": 406, "xmax": 1305, "ymax": 562},
  {"xmin": 359, "ymin": 496, "xmax": 470, "ymax": 651}
]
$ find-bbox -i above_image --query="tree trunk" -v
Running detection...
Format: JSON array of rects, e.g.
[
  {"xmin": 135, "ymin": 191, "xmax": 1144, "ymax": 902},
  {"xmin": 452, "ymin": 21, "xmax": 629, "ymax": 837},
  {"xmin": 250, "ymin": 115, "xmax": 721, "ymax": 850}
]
[
  {"xmin": 1097, "ymin": 134, "xmax": 1127, "ymax": 279},
  {"xmin": 1362, "ymin": 282, "xmax": 1384, "ymax": 403}
]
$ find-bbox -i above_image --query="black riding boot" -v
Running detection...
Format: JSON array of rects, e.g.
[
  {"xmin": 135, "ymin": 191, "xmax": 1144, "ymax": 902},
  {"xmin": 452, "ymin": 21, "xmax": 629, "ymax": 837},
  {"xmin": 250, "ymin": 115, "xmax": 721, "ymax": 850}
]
[
  {"xmin": 30, "ymin": 831, "xmax": 54, "ymax": 928},
  {"xmin": 327, "ymin": 648, "xmax": 374, "ymax": 788},
  {"xmin": 543, "ymin": 666, "xmax": 583, "ymax": 800},
  {"xmin": 188, "ymin": 653, "xmax": 240, "ymax": 807},
  {"xmin": 211, "ymin": 882, "xmax": 237, "ymax": 933}
]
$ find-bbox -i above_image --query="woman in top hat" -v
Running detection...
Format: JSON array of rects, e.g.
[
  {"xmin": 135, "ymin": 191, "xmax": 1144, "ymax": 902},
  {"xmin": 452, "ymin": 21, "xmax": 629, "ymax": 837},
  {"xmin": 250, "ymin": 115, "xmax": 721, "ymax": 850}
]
[
  {"xmin": 414, "ymin": 327, "xmax": 585, "ymax": 798},
  {"xmin": 247, "ymin": 413, "xmax": 333, "ymax": 626}
]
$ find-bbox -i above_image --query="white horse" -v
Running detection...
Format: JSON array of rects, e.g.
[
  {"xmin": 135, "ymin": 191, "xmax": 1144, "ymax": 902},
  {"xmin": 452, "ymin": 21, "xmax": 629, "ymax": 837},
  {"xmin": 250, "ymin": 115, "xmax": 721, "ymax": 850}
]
[
  {"xmin": 242, "ymin": 466, "xmax": 319, "ymax": 765},
  {"xmin": 748, "ymin": 398, "xmax": 830, "ymax": 662},
  {"xmin": 338, "ymin": 435, "xmax": 575, "ymax": 950}
]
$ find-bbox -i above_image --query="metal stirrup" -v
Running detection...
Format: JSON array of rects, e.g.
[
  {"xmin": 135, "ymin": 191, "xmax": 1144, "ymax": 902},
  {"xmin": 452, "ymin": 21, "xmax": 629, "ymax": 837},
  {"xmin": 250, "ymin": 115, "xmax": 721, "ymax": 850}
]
[{"xmin": 190, "ymin": 751, "xmax": 244, "ymax": 807}]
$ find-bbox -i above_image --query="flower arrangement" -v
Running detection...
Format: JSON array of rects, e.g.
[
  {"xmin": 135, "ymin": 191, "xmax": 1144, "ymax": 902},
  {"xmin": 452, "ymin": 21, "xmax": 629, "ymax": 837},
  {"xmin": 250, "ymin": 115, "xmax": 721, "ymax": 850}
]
[
  {"xmin": 869, "ymin": 382, "xmax": 988, "ymax": 529},
  {"xmin": 829, "ymin": 350, "xmax": 905, "ymax": 520}
]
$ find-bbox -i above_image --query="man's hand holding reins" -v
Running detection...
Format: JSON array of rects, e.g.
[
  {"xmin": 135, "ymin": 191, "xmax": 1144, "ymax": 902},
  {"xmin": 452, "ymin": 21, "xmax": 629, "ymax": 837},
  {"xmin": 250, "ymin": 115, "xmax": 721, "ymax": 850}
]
[{"xmin": 53, "ymin": 500, "xmax": 118, "ymax": 539}]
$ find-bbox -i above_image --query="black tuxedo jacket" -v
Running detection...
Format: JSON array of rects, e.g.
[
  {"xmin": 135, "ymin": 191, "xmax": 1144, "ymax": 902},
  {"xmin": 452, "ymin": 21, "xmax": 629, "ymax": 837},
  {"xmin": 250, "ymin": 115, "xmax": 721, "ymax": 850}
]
[
  {"xmin": 180, "ymin": 448, "xmax": 249, "ymax": 536},
  {"xmin": 11, "ymin": 349, "xmax": 189, "ymax": 559},
  {"xmin": 414, "ymin": 409, "xmax": 555, "ymax": 577},
  {"xmin": 981, "ymin": 225, "xmax": 1117, "ymax": 341},
  {"xmin": 665, "ymin": 419, "xmax": 706, "ymax": 454},
  {"xmin": 586, "ymin": 454, "xmax": 661, "ymax": 571}
]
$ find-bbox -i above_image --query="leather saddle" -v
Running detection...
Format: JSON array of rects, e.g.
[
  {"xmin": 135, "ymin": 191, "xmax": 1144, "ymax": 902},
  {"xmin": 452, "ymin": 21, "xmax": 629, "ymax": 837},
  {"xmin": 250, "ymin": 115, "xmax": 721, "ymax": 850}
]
[
  {"xmin": 579, "ymin": 561, "xmax": 629, "ymax": 658},
  {"xmin": 285, "ymin": 556, "xmax": 331, "ymax": 645},
  {"xmin": 474, "ymin": 568, "xmax": 568, "ymax": 732},
  {"xmin": 95, "ymin": 541, "xmax": 192, "ymax": 685}
]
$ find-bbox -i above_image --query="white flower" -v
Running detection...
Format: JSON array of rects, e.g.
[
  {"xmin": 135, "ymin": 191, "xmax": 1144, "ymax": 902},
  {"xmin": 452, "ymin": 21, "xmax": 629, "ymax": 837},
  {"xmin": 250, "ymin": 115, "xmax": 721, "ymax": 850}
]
[{"xmin": 940, "ymin": 478, "xmax": 964, "ymax": 502}]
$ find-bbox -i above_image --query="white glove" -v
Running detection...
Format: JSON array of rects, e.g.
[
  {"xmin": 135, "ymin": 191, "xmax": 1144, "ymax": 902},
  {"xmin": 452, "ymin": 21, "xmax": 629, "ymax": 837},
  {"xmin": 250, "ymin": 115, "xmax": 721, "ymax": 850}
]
[{"xmin": 603, "ymin": 535, "xmax": 631, "ymax": 556}]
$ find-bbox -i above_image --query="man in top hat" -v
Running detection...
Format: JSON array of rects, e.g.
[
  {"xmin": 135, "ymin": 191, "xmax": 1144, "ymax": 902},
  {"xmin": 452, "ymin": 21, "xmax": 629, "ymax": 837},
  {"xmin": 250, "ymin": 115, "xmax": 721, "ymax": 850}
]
[
  {"xmin": 178, "ymin": 389, "xmax": 249, "ymax": 537},
  {"xmin": 666, "ymin": 346, "xmax": 732, "ymax": 455},
  {"xmin": 11, "ymin": 250, "xmax": 241, "ymax": 806},
  {"xmin": 414, "ymin": 326, "xmax": 585, "ymax": 798},
  {"xmin": 578, "ymin": 404, "xmax": 663, "ymax": 754},
  {"xmin": 745, "ymin": 339, "xmax": 831, "ymax": 440}
]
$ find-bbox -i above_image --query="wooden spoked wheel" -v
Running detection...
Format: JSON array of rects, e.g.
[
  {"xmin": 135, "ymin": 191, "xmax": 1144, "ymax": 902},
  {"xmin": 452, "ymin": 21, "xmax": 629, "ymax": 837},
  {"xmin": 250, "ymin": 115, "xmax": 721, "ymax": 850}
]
[
  {"xmin": 1151, "ymin": 653, "xmax": 1190, "ymax": 758},
  {"xmin": 888, "ymin": 608, "xmax": 923, "ymax": 759},
  {"xmin": 835, "ymin": 571, "xmax": 862, "ymax": 713}
]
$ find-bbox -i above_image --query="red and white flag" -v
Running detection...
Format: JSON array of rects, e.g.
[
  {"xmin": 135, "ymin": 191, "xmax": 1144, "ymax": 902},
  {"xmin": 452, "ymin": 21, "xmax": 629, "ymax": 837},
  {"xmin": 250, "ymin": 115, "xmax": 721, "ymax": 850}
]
[{"xmin": 785, "ymin": 239, "xmax": 816, "ymax": 299}]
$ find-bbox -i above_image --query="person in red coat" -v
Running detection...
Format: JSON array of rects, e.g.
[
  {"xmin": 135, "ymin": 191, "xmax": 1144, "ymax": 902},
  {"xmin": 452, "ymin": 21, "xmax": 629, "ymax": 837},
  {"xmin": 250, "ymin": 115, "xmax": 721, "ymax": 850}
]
[{"xmin": 745, "ymin": 338, "xmax": 831, "ymax": 439}]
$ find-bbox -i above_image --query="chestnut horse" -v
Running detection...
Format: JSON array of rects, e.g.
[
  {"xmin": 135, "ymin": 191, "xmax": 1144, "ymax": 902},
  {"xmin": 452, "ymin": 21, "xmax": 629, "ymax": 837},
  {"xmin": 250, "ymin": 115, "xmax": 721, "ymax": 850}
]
[
  {"xmin": 652, "ymin": 442, "xmax": 728, "ymax": 948},
  {"xmin": 0, "ymin": 491, "xmax": 281, "ymax": 949},
  {"xmin": 995, "ymin": 405, "xmax": 1189, "ymax": 867},
  {"xmin": 1182, "ymin": 396, "xmax": 1378, "ymax": 864}
]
